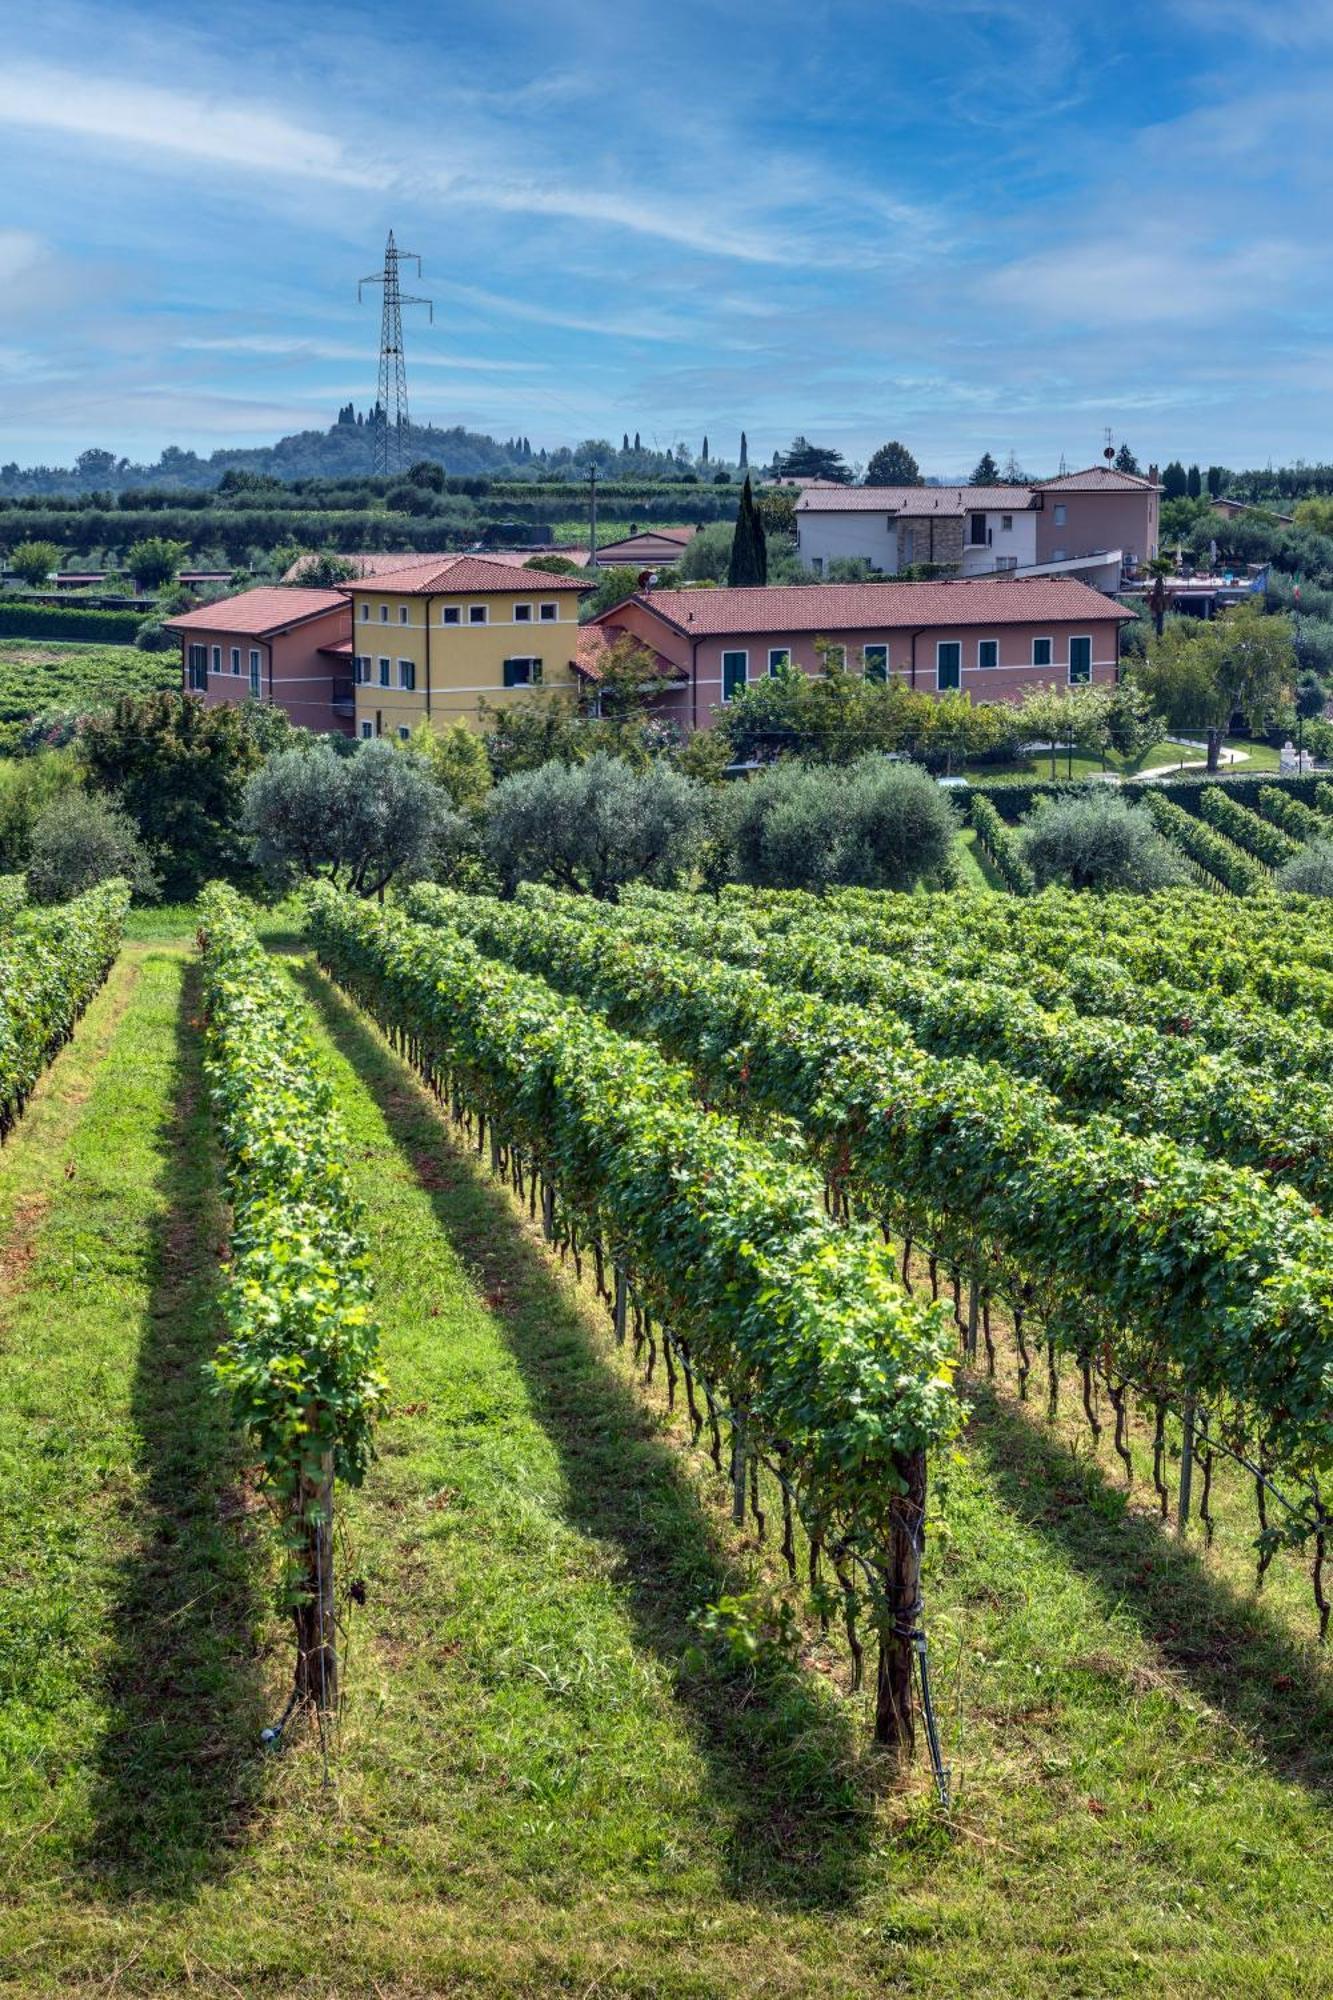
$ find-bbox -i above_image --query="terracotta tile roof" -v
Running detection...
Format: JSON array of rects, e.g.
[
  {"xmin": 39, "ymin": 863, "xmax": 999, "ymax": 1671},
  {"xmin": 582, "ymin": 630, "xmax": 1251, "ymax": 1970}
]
[
  {"xmin": 797, "ymin": 485, "xmax": 1035, "ymax": 514},
  {"xmin": 281, "ymin": 549, "xmax": 453, "ymax": 583},
  {"xmin": 318, "ymin": 638, "xmax": 353, "ymax": 657},
  {"xmin": 597, "ymin": 527, "xmax": 696, "ymax": 551},
  {"xmin": 164, "ymin": 587, "xmax": 348, "ymax": 637},
  {"xmin": 344, "ymin": 554, "xmax": 592, "ymax": 596},
  {"xmin": 604, "ymin": 576, "xmax": 1132, "ymax": 639},
  {"xmin": 1036, "ymin": 466, "xmax": 1160, "ymax": 492},
  {"xmin": 572, "ymin": 623, "xmax": 688, "ymax": 683}
]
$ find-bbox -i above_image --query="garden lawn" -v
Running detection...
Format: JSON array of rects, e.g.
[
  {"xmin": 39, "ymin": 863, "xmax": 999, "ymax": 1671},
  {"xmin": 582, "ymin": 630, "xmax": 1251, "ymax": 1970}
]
[{"xmin": 1, "ymin": 935, "xmax": 1333, "ymax": 1994}]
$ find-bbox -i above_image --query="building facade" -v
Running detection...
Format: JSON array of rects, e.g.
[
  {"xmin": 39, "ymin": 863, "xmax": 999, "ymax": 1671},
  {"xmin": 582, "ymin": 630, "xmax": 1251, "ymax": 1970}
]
[
  {"xmin": 796, "ymin": 466, "xmax": 1159, "ymax": 580},
  {"xmin": 345, "ymin": 555, "xmax": 592, "ymax": 740},
  {"xmin": 167, "ymin": 587, "xmax": 354, "ymax": 734},
  {"xmin": 590, "ymin": 576, "xmax": 1131, "ymax": 729}
]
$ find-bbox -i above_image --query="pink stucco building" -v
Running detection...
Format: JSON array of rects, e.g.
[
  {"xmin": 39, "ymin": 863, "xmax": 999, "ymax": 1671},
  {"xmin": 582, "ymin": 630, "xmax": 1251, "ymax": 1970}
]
[
  {"xmin": 167, "ymin": 588, "xmax": 354, "ymax": 735},
  {"xmin": 583, "ymin": 575, "xmax": 1132, "ymax": 728}
]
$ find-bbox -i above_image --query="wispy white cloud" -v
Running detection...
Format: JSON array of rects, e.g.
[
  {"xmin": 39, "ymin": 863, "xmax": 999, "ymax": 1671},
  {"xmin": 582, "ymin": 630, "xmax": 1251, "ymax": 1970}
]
[{"xmin": 176, "ymin": 333, "xmax": 543, "ymax": 371}]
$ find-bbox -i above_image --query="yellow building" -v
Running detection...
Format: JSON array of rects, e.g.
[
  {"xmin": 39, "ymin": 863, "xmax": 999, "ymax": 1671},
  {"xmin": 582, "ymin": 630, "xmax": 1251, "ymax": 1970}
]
[{"xmin": 345, "ymin": 555, "xmax": 593, "ymax": 740}]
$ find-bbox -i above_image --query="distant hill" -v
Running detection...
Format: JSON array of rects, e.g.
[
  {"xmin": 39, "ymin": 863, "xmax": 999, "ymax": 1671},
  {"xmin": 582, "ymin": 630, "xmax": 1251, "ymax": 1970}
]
[{"xmin": 0, "ymin": 410, "xmax": 736, "ymax": 498}]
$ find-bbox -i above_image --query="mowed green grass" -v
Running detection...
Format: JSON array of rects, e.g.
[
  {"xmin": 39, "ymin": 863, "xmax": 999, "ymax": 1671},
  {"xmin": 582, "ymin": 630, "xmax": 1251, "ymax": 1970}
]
[{"xmin": 1, "ymin": 939, "xmax": 1333, "ymax": 1993}]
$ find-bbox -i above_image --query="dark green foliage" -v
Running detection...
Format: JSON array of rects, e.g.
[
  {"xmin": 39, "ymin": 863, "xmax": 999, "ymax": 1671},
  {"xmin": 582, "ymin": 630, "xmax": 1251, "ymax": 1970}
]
[
  {"xmin": 728, "ymin": 755, "xmax": 958, "ymax": 892},
  {"xmin": 0, "ymin": 605, "xmax": 142, "ymax": 644},
  {"xmin": 968, "ymin": 794, "xmax": 1034, "ymax": 893},
  {"xmin": 1161, "ymin": 462, "xmax": 1188, "ymax": 500},
  {"xmin": 25, "ymin": 792, "xmax": 158, "ymax": 904},
  {"xmin": 864, "ymin": 442, "xmax": 922, "ymax": 486},
  {"xmin": 80, "ymin": 691, "xmax": 262, "ymax": 899},
  {"xmin": 1020, "ymin": 791, "xmax": 1185, "ymax": 893},
  {"xmin": 8, "ymin": 540, "xmax": 61, "ymax": 586},
  {"xmin": 773, "ymin": 437, "xmax": 851, "ymax": 483},
  {"xmin": 727, "ymin": 476, "xmax": 767, "ymax": 587},
  {"xmin": 125, "ymin": 538, "xmax": 188, "ymax": 589},
  {"xmin": 970, "ymin": 453, "xmax": 1000, "ymax": 486}
]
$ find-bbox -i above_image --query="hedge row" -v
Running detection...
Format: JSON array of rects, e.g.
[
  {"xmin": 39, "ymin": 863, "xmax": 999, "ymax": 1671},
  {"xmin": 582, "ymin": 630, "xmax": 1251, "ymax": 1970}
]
[
  {"xmin": 0, "ymin": 603, "xmax": 144, "ymax": 643},
  {"xmin": 973, "ymin": 768, "xmax": 1328, "ymax": 824},
  {"xmin": 1196, "ymin": 785, "xmax": 1300, "ymax": 867},
  {"xmin": 967, "ymin": 794, "xmax": 1034, "ymax": 893},
  {"xmin": 1142, "ymin": 791, "xmax": 1271, "ymax": 895},
  {"xmin": 0, "ymin": 880, "xmax": 127, "ymax": 1136}
]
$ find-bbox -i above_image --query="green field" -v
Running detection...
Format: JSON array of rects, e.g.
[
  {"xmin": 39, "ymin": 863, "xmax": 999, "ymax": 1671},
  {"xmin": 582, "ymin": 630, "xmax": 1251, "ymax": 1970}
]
[
  {"xmin": 0, "ymin": 641, "xmax": 176, "ymax": 747},
  {"xmin": 3, "ymin": 912, "xmax": 1333, "ymax": 1995}
]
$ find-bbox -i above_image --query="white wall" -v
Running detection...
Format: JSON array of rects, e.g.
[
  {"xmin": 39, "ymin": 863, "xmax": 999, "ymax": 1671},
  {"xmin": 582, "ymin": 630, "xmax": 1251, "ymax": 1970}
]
[
  {"xmin": 796, "ymin": 510, "xmax": 898, "ymax": 574},
  {"xmin": 959, "ymin": 508, "xmax": 1038, "ymax": 576}
]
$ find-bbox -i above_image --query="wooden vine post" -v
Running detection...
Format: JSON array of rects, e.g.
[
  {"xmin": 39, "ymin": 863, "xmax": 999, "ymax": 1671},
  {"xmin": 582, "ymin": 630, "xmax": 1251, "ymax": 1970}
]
[
  {"xmin": 294, "ymin": 1448, "xmax": 338, "ymax": 1707},
  {"xmin": 875, "ymin": 1448, "xmax": 927, "ymax": 1753}
]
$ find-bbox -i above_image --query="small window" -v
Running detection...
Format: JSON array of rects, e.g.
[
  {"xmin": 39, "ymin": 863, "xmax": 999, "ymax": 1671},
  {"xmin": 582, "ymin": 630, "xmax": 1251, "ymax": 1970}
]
[
  {"xmin": 1001, "ymin": 514, "xmax": 1013, "ymax": 532},
  {"xmin": 502, "ymin": 657, "xmax": 543, "ymax": 688},
  {"xmin": 398, "ymin": 659, "xmax": 416, "ymax": 691},
  {"xmin": 968, "ymin": 512, "xmax": 987, "ymax": 547},
  {"xmin": 469, "ymin": 604, "xmax": 488, "ymax": 625},
  {"xmin": 442, "ymin": 605, "xmax": 460, "ymax": 625},
  {"xmin": 1032, "ymin": 636, "xmax": 1053, "ymax": 667},
  {"xmin": 354, "ymin": 655, "xmax": 368, "ymax": 685},
  {"xmin": 249, "ymin": 649, "xmax": 262, "ymax": 696},
  {"xmin": 399, "ymin": 605, "xmax": 409, "ymax": 624},
  {"xmin": 1053, "ymin": 503, "xmax": 1067, "ymax": 526},
  {"xmin": 397, "ymin": 725, "xmax": 411, "ymax": 741},
  {"xmin": 360, "ymin": 603, "xmax": 370, "ymax": 621},
  {"xmin": 379, "ymin": 604, "xmax": 389, "ymax": 622},
  {"xmin": 811, "ymin": 555, "xmax": 824, "ymax": 576},
  {"xmin": 978, "ymin": 638, "xmax": 998, "ymax": 669},
  {"xmin": 186, "ymin": 643, "xmax": 207, "ymax": 691},
  {"xmin": 513, "ymin": 602, "xmax": 532, "ymax": 622},
  {"xmin": 768, "ymin": 646, "xmax": 791, "ymax": 675},
  {"xmin": 378, "ymin": 657, "xmax": 391, "ymax": 687},
  {"xmin": 211, "ymin": 644, "xmax": 221, "ymax": 673},
  {"xmin": 936, "ymin": 641, "xmax": 961, "ymax": 691},
  {"xmin": 230, "ymin": 646, "xmax": 241, "ymax": 676},
  {"xmin": 539, "ymin": 602, "xmax": 559, "ymax": 622},
  {"xmin": 722, "ymin": 649, "xmax": 748, "ymax": 700},
  {"xmin": 863, "ymin": 643, "xmax": 888, "ymax": 683},
  {"xmin": 1068, "ymin": 635, "xmax": 1092, "ymax": 684},
  {"xmin": 360, "ymin": 720, "xmax": 374, "ymax": 739}
]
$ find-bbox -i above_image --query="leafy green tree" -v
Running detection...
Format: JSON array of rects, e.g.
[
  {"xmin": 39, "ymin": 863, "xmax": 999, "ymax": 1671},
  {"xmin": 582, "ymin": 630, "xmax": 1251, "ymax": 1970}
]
[
  {"xmin": 483, "ymin": 753, "xmax": 709, "ymax": 897},
  {"xmin": 584, "ymin": 565, "xmax": 643, "ymax": 617},
  {"xmin": 25, "ymin": 791, "xmax": 159, "ymax": 904},
  {"xmin": 406, "ymin": 719, "xmax": 493, "ymax": 814},
  {"xmin": 865, "ymin": 441, "xmax": 922, "ymax": 486},
  {"xmin": 8, "ymin": 540, "xmax": 61, "ymax": 588},
  {"xmin": 523, "ymin": 554, "xmax": 582, "ymax": 575},
  {"xmin": 1207, "ymin": 465, "xmax": 1228, "ymax": 497},
  {"xmin": 1187, "ymin": 464, "xmax": 1202, "ymax": 500},
  {"xmin": 1135, "ymin": 601, "xmax": 1295, "ymax": 770},
  {"xmin": 80, "ymin": 690, "xmax": 263, "ymax": 897},
  {"xmin": 125, "ymin": 537, "xmax": 189, "ymax": 590},
  {"xmin": 775, "ymin": 437, "xmax": 851, "ymax": 483},
  {"xmin": 1161, "ymin": 462, "xmax": 1188, "ymax": 500},
  {"xmin": 243, "ymin": 740, "xmax": 463, "ymax": 893},
  {"xmin": 675, "ymin": 523, "xmax": 734, "ymax": 584},
  {"xmin": 969, "ymin": 452, "xmax": 1000, "ymax": 486},
  {"xmin": 727, "ymin": 755, "xmax": 957, "ymax": 891},
  {"xmin": 1115, "ymin": 444, "xmax": 1141, "ymax": 476},
  {"xmin": 286, "ymin": 550, "xmax": 357, "ymax": 585},
  {"xmin": 1020, "ymin": 791, "xmax": 1184, "ymax": 892},
  {"xmin": 0, "ymin": 749, "xmax": 83, "ymax": 870},
  {"xmin": 134, "ymin": 616, "xmax": 177, "ymax": 652},
  {"xmin": 728, "ymin": 475, "xmax": 768, "ymax": 586}
]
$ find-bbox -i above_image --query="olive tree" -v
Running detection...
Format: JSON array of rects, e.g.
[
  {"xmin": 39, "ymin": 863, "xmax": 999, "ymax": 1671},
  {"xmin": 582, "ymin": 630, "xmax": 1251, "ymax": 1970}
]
[
  {"xmin": 728, "ymin": 755, "xmax": 958, "ymax": 892},
  {"xmin": 8, "ymin": 540, "xmax": 61, "ymax": 588},
  {"xmin": 25, "ymin": 792, "xmax": 159, "ymax": 904},
  {"xmin": 243, "ymin": 740, "xmax": 464, "ymax": 894},
  {"xmin": 1279, "ymin": 840, "xmax": 1333, "ymax": 897},
  {"xmin": 483, "ymin": 752, "xmax": 710, "ymax": 897},
  {"xmin": 1020, "ymin": 790, "xmax": 1185, "ymax": 892}
]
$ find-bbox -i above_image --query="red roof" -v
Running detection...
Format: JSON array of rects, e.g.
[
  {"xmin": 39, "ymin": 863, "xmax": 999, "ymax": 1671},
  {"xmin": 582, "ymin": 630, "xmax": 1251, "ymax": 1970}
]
[
  {"xmin": 602, "ymin": 576, "xmax": 1131, "ymax": 639},
  {"xmin": 573, "ymin": 624, "xmax": 687, "ymax": 683},
  {"xmin": 344, "ymin": 554, "xmax": 592, "ymax": 596},
  {"xmin": 282, "ymin": 545, "xmax": 591, "ymax": 582},
  {"xmin": 1036, "ymin": 466, "xmax": 1160, "ymax": 493},
  {"xmin": 318, "ymin": 638, "xmax": 353, "ymax": 657},
  {"xmin": 164, "ymin": 587, "xmax": 348, "ymax": 637}
]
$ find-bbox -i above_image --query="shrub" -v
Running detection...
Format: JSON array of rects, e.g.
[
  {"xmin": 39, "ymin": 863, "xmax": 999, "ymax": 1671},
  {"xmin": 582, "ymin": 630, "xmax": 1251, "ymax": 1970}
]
[
  {"xmin": 8, "ymin": 541, "xmax": 61, "ymax": 588},
  {"xmin": 0, "ymin": 604, "xmax": 142, "ymax": 643},
  {"xmin": 1279, "ymin": 840, "xmax": 1333, "ymax": 897},
  {"xmin": 1020, "ymin": 790, "xmax": 1186, "ymax": 893},
  {"xmin": 729, "ymin": 755, "xmax": 958, "ymax": 892},
  {"xmin": 25, "ymin": 791, "xmax": 159, "ymax": 904},
  {"xmin": 484, "ymin": 753, "xmax": 710, "ymax": 898},
  {"xmin": 134, "ymin": 616, "xmax": 177, "ymax": 652}
]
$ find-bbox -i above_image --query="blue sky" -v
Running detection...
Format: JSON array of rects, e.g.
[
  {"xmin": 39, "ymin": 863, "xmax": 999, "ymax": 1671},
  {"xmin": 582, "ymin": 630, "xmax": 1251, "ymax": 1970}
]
[{"xmin": 0, "ymin": 0, "xmax": 1328, "ymax": 474}]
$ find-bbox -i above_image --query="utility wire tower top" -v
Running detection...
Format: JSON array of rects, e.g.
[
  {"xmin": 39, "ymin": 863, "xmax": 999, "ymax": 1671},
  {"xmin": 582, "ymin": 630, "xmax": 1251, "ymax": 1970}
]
[{"xmin": 359, "ymin": 230, "xmax": 433, "ymax": 477}]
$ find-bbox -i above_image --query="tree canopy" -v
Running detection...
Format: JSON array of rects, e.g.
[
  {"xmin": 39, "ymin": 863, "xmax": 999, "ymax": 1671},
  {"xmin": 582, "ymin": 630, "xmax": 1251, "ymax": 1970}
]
[
  {"xmin": 1132, "ymin": 600, "xmax": 1294, "ymax": 769},
  {"xmin": 773, "ymin": 437, "xmax": 852, "ymax": 483},
  {"xmin": 865, "ymin": 441, "xmax": 922, "ymax": 487}
]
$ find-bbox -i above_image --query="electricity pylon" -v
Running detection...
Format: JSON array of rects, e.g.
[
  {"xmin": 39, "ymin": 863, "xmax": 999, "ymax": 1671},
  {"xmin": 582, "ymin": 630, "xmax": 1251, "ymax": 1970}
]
[{"xmin": 359, "ymin": 230, "xmax": 433, "ymax": 476}]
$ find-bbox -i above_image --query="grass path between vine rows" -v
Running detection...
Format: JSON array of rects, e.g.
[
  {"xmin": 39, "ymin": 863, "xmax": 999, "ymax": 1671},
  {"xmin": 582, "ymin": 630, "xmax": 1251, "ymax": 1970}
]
[{"xmin": 1, "ymin": 932, "xmax": 1333, "ymax": 1994}]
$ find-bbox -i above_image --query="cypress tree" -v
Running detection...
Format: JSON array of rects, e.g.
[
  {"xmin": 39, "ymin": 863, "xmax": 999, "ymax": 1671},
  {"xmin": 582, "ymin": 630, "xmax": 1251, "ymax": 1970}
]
[
  {"xmin": 622, "ymin": 432, "xmax": 630, "ymax": 453},
  {"xmin": 728, "ymin": 475, "xmax": 767, "ymax": 587},
  {"xmin": 739, "ymin": 430, "xmax": 749, "ymax": 469},
  {"xmin": 701, "ymin": 435, "xmax": 709, "ymax": 463},
  {"xmin": 634, "ymin": 430, "xmax": 641, "ymax": 451}
]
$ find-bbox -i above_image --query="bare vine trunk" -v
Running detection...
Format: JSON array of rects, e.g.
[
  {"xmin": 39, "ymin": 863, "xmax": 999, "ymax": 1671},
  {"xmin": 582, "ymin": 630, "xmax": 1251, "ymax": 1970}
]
[
  {"xmin": 874, "ymin": 1449, "xmax": 926, "ymax": 1755},
  {"xmin": 293, "ymin": 1451, "xmax": 337, "ymax": 1709}
]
